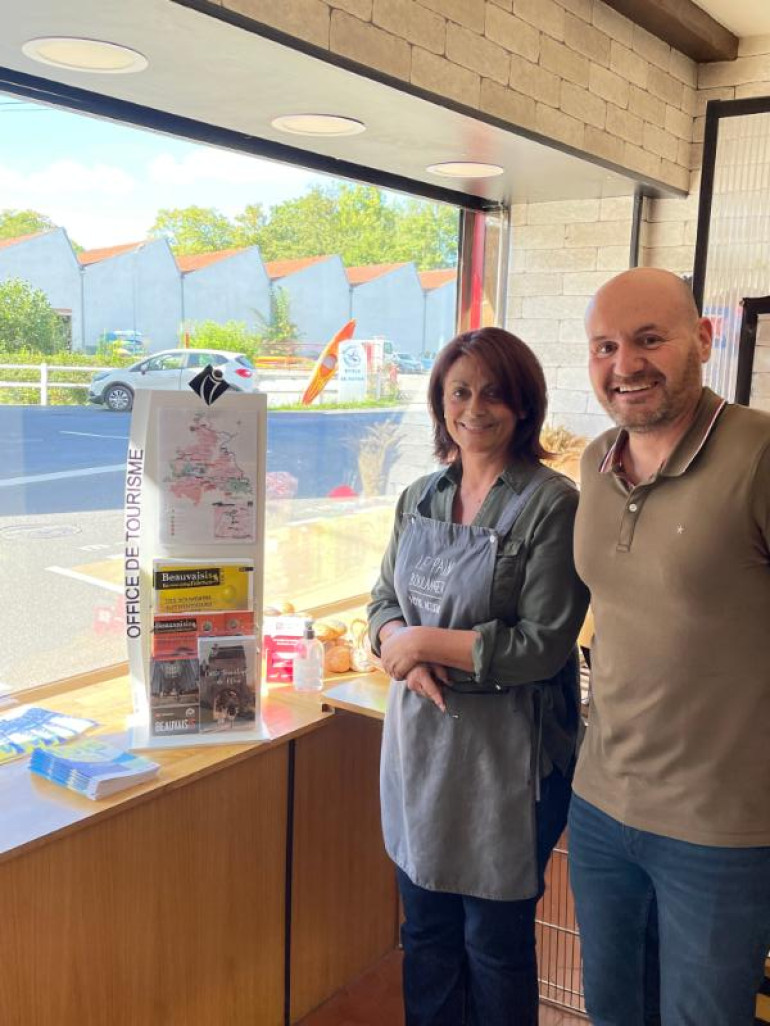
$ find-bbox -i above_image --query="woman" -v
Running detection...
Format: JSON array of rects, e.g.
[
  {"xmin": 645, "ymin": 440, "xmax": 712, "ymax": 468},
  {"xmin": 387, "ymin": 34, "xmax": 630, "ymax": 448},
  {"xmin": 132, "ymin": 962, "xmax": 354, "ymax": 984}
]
[{"xmin": 368, "ymin": 327, "xmax": 588, "ymax": 1026}]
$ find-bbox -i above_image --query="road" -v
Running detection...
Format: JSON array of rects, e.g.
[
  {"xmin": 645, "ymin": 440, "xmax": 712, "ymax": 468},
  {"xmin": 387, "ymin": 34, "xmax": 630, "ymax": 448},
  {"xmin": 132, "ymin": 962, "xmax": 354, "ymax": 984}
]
[{"xmin": 0, "ymin": 405, "xmax": 410, "ymax": 516}]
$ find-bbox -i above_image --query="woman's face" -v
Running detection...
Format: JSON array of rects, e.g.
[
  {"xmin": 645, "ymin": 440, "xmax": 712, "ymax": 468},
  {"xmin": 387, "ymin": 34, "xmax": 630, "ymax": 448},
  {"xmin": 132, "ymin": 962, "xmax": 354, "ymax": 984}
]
[{"xmin": 441, "ymin": 354, "xmax": 517, "ymax": 461}]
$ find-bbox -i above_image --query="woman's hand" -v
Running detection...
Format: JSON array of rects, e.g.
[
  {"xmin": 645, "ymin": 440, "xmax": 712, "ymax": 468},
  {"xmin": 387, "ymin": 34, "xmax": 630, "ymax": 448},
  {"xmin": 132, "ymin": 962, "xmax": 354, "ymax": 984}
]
[
  {"xmin": 381, "ymin": 626, "xmax": 424, "ymax": 680},
  {"xmin": 381, "ymin": 624, "xmax": 478, "ymax": 680},
  {"xmin": 405, "ymin": 663, "xmax": 449, "ymax": 713}
]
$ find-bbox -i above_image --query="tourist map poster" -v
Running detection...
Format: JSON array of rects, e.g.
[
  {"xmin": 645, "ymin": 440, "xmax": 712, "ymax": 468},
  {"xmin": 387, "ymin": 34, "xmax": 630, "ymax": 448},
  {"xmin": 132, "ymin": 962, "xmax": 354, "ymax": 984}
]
[{"xmin": 158, "ymin": 408, "xmax": 258, "ymax": 546}]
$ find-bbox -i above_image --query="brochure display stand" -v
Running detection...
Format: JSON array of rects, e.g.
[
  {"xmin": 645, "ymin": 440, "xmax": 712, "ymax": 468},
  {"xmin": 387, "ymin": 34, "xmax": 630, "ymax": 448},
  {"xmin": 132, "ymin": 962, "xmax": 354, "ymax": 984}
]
[{"xmin": 124, "ymin": 387, "xmax": 269, "ymax": 749}]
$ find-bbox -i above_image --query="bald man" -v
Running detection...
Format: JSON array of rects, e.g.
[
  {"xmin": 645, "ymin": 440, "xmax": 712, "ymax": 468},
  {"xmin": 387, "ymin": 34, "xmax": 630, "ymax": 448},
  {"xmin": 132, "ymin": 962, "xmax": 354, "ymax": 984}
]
[{"xmin": 569, "ymin": 268, "xmax": 770, "ymax": 1026}]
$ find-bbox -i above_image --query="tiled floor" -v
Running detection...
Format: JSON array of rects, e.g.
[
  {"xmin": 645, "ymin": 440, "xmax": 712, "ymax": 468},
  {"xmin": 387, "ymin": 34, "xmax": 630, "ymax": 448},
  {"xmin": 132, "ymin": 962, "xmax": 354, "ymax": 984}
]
[{"xmin": 297, "ymin": 950, "xmax": 587, "ymax": 1026}]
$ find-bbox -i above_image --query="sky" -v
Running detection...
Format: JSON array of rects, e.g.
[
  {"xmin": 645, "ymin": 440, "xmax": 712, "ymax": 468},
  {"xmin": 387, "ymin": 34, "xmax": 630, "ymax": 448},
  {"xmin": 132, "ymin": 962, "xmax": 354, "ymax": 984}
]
[{"xmin": 0, "ymin": 94, "xmax": 329, "ymax": 249}]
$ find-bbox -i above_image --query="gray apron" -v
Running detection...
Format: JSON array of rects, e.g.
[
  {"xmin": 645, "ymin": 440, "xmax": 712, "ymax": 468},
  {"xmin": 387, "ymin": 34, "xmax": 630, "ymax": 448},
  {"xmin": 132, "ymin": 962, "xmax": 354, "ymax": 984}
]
[{"xmin": 381, "ymin": 467, "xmax": 550, "ymax": 902}]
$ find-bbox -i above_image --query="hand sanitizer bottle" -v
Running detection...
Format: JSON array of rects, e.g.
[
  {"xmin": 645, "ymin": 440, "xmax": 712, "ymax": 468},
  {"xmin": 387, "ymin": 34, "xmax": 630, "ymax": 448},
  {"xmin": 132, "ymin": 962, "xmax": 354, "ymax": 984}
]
[{"xmin": 293, "ymin": 622, "xmax": 324, "ymax": 692}]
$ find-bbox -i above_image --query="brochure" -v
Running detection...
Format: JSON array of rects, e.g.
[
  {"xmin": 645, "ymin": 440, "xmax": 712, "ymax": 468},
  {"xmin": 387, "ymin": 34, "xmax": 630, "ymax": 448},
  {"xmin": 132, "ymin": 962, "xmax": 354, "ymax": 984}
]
[
  {"xmin": 152, "ymin": 559, "xmax": 254, "ymax": 614},
  {"xmin": 151, "ymin": 610, "xmax": 254, "ymax": 659},
  {"xmin": 0, "ymin": 707, "xmax": 96, "ymax": 765},
  {"xmin": 197, "ymin": 635, "xmax": 257, "ymax": 733},
  {"xmin": 29, "ymin": 738, "xmax": 160, "ymax": 799}
]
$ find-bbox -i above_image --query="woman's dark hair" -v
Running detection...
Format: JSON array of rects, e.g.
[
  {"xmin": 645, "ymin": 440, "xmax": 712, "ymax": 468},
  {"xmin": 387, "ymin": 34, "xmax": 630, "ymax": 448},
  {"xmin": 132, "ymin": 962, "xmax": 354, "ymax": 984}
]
[{"xmin": 427, "ymin": 326, "xmax": 550, "ymax": 464}]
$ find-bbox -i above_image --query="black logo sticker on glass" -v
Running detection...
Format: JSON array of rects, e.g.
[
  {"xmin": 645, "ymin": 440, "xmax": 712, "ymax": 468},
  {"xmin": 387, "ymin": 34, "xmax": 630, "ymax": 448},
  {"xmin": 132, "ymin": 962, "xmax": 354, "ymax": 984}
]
[{"xmin": 188, "ymin": 364, "xmax": 232, "ymax": 405}]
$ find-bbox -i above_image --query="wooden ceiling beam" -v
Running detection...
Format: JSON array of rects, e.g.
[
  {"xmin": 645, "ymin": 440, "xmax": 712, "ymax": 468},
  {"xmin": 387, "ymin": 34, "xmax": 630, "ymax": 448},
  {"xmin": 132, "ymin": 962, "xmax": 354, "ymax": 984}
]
[{"xmin": 602, "ymin": 0, "xmax": 738, "ymax": 62}]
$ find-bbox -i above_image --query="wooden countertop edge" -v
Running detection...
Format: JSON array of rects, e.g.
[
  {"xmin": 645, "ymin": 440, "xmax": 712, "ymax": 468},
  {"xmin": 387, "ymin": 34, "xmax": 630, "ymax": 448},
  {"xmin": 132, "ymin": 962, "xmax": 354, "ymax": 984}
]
[
  {"xmin": 0, "ymin": 671, "xmax": 393, "ymax": 865},
  {"xmin": 321, "ymin": 696, "xmax": 386, "ymax": 721},
  {"xmin": 0, "ymin": 697, "xmax": 334, "ymax": 866}
]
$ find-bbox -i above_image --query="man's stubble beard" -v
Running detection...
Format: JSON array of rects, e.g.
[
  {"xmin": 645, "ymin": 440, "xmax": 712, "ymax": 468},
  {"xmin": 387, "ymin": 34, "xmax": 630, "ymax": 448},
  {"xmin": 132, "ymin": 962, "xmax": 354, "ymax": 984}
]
[{"xmin": 598, "ymin": 347, "xmax": 703, "ymax": 433}]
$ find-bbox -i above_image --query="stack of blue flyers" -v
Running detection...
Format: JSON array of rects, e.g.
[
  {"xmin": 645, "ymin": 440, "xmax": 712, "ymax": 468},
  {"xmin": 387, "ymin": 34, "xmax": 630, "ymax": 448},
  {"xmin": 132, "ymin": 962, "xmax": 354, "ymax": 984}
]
[
  {"xmin": 0, "ymin": 707, "xmax": 96, "ymax": 765},
  {"xmin": 29, "ymin": 738, "xmax": 160, "ymax": 799}
]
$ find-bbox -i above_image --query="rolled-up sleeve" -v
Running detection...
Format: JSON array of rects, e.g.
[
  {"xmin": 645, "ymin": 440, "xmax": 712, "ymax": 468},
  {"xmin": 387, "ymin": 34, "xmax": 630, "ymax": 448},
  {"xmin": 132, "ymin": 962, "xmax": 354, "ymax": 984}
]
[
  {"xmin": 471, "ymin": 486, "xmax": 588, "ymax": 687},
  {"xmin": 367, "ymin": 491, "xmax": 408, "ymax": 655}
]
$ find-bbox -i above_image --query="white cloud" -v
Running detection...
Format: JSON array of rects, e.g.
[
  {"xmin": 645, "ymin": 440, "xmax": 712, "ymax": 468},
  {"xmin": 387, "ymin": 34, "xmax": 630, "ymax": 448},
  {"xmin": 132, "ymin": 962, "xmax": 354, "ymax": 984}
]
[
  {"xmin": 0, "ymin": 160, "xmax": 136, "ymax": 198},
  {"xmin": 148, "ymin": 147, "xmax": 315, "ymax": 191}
]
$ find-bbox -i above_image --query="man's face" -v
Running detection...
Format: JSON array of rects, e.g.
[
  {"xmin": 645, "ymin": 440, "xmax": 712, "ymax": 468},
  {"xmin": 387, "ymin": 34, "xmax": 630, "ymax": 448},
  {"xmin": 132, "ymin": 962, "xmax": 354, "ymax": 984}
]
[{"xmin": 586, "ymin": 276, "xmax": 712, "ymax": 432}]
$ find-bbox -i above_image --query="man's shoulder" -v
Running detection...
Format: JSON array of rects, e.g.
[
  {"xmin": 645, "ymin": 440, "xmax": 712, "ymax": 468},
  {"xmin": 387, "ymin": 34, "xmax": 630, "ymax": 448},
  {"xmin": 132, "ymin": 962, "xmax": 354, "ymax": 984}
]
[{"xmin": 720, "ymin": 401, "xmax": 770, "ymax": 444}]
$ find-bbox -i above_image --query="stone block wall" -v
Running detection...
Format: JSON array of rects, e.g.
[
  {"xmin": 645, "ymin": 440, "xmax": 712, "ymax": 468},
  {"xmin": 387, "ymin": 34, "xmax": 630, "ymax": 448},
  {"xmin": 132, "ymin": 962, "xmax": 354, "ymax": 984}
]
[
  {"xmin": 219, "ymin": 0, "xmax": 697, "ymax": 192},
  {"xmin": 640, "ymin": 36, "xmax": 770, "ymax": 279},
  {"xmin": 505, "ymin": 195, "xmax": 635, "ymax": 437}
]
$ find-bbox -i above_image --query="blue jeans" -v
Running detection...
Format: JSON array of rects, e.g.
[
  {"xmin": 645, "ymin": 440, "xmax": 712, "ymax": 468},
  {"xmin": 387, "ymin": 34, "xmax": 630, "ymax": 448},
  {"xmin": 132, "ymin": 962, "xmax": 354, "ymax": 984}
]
[
  {"xmin": 398, "ymin": 767, "xmax": 572, "ymax": 1026},
  {"xmin": 568, "ymin": 794, "xmax": 770, "ymax": 1026}
]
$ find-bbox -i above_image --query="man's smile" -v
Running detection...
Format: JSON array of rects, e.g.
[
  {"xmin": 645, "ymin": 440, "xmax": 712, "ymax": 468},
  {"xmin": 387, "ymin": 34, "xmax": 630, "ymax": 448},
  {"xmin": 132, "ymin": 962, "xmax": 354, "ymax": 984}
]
[{"xmin": 609, "ymin": 380, "xmax": 661, "ymax": 397}]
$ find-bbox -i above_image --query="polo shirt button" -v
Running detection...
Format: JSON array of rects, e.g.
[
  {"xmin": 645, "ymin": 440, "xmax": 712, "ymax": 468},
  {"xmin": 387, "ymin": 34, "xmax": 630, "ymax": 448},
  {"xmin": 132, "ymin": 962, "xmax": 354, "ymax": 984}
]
[{"xmin": 628, "ymin": 502, "xmax": 638, "ymax": 512}]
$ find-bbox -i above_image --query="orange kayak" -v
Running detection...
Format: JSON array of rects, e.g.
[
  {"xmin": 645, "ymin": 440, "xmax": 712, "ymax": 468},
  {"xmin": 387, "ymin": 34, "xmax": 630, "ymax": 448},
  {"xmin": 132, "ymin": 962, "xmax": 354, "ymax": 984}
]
[{"xmin": 301, "ymin": 319, "xmax": 356, "ymax": 405}]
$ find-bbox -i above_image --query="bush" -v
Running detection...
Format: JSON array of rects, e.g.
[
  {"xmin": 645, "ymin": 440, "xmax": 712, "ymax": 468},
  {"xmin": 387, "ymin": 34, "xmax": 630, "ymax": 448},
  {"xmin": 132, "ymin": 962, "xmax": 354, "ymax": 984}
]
[
  {"xmin": 0, "ymin": 278, "xmax": 70, "ymax": 354},
  {"xmin": 187, "ymin": 320, "xmax": 263, "ymax": 360}
]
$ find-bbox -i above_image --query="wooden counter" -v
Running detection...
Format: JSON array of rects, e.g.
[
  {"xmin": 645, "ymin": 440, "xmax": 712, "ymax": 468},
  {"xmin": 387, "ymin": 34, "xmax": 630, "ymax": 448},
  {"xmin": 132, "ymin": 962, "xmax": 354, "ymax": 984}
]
[
  {"xmin": 0, "ymin": 671, "xmax": 398, "ymax": 1026},
  {"xmin": 322, "ymin": 673, "xmax": 390, "ymax": 721}
]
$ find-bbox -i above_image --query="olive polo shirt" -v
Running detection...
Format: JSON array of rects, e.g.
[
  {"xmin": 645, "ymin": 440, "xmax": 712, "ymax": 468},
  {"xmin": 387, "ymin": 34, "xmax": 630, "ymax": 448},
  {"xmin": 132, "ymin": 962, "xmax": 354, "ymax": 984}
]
[{"xmin": 573, "ymin": 388, "xmax": 770, "ymax": 846}]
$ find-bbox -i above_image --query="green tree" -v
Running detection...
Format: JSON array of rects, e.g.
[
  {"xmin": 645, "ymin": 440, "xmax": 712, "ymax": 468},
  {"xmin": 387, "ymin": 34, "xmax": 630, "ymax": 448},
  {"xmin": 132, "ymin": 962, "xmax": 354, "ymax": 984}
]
[
  {"xmin": 0, "ymin": 208, "xmax": 57, "ymax": 240},
  {"xmin": 333, "ymin": 185, "xmax": 397, "ymax": 265},
  {"xmin": 0, "ymin": 278, "xmax": 69, "ymax": 354},
  {"xmin": 255, "ymin": 287, "xmax": 301, "ymax": 356},
  {"xmin": 255, "ymin": 184, "xmax": 457, "ymax": 269},
  {"xmin": 389, "ymin": 199, "xmax": 458, "ymax": 269},
  {"xmin": 256, "ymin": 187, "xmax": 338, "ymax": 261},
  {"xmin": 146, "ymin": 185, "xmax": 458, "ymax": 268},
  {"xmin": 233, "ymin": 203, "xmax": 267, "ymax": 248},
  {"xmin": 150, "ymin": 206, "xmax": 237, "ymax": 254}
]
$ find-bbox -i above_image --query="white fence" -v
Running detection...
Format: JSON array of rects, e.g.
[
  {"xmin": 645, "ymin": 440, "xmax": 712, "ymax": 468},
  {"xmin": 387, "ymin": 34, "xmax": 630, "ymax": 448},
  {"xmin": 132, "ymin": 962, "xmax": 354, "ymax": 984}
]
[
  {"xmin": 0, "ymin": 363, "xmax": 102, "ymax": 406},
  {"xmin": 0, "ymin": 363, "xmax": 418, "ymax": 407}
]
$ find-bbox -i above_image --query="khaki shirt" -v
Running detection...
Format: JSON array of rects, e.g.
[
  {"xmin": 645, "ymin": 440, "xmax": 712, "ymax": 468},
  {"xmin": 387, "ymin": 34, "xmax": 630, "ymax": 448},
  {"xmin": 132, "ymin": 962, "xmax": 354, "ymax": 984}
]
[{"xmin": 574, "ymin": 388, "xmax": 770, "ymax": 846}]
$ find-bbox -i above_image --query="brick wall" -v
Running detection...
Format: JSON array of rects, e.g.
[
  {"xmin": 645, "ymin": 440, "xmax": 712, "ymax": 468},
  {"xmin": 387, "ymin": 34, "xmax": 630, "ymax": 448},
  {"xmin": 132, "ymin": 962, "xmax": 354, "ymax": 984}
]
[{"xmin": 220, "ymin": 0, "xmax": 696, "ymax": 192}]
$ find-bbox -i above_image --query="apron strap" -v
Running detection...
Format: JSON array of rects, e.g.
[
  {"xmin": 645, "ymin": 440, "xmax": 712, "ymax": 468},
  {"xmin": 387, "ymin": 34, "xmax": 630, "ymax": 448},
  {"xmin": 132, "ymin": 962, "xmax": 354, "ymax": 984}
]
[
  {"xmin": 493, "ymin": 463, "xmax": 553, "ymax": 539},
  {"xmin": 413, "ymin": 470, "xmax": 447, "ymax": 516}
]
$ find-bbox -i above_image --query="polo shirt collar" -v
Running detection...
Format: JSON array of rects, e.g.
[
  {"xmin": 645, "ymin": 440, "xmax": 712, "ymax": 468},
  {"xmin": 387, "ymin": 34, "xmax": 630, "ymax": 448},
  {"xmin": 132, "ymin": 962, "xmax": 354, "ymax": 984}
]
[{"xmin": 599, "ymin": 387, "xmax": 728, "ymax": 479}]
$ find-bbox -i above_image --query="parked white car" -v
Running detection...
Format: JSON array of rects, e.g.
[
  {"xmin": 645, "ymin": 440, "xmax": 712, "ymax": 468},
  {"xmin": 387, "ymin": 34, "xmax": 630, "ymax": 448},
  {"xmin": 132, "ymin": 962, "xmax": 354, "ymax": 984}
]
[{"xmin": 88, "ymin": 348, "xmax": 257, "ymax": 412}]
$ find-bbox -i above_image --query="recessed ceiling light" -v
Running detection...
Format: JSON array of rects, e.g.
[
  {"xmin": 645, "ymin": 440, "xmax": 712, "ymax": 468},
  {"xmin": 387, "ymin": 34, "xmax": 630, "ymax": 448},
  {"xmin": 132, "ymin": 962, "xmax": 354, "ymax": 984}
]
[
  {"xmin": 427, "ymin": 161, "xmax": 505, "ymax": 179},
  {"xmin": 22, "ymin": 37, "xmax": 148, "ymax": 74},
  {"xmin": 271, "ymin": 114, "xmax": 366, "ymax": 137}
]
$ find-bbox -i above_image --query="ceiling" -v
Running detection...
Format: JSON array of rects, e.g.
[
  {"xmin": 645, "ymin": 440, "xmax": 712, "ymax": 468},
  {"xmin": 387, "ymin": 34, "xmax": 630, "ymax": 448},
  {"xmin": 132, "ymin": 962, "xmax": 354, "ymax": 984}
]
[
  {"xmin": 694, "ymin": 0, "xmax": 770, "ymax": 37},
  {"xmin": 0, "ymin": 0, "xmax": 646, "ymax": 211}
]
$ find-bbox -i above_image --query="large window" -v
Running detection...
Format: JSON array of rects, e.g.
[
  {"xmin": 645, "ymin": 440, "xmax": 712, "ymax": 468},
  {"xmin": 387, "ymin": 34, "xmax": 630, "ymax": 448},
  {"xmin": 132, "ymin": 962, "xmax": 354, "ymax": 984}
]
[{"xmin": 0, "ymin": 94, "xmax": 460, "ymax": 694}]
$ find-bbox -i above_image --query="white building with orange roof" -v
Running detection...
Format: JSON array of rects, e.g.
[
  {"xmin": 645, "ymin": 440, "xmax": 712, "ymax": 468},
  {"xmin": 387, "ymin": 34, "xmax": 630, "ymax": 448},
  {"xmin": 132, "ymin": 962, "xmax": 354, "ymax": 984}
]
[
  {"xmin": 79, "ymin": 237, "xmax": 181, "ymax": 352},
  {"xmin": 0, "ymin": 228, "xmax": 83, "ymax": 348},
  {"xmin": 420, "ymin": 269, "xmax": 457, "ymax": 357},
  {"xmin": 348, "ymin": 262, "xmax": 424, "ymax": 357},
  {"xmin": 264, "ymin": 255, "xmax": 350, "ymax": 348},
  {"xmin": 179, "ymin": 246, "xmax": 271, "ymax": 335}
]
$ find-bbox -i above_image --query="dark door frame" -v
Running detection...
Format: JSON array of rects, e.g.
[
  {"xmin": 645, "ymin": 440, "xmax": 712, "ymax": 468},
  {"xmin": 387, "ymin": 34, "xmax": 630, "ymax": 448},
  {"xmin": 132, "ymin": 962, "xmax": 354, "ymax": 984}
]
[{"xmin": 735, "ymin": 296, "xmax": 770, "ymax": 406}]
